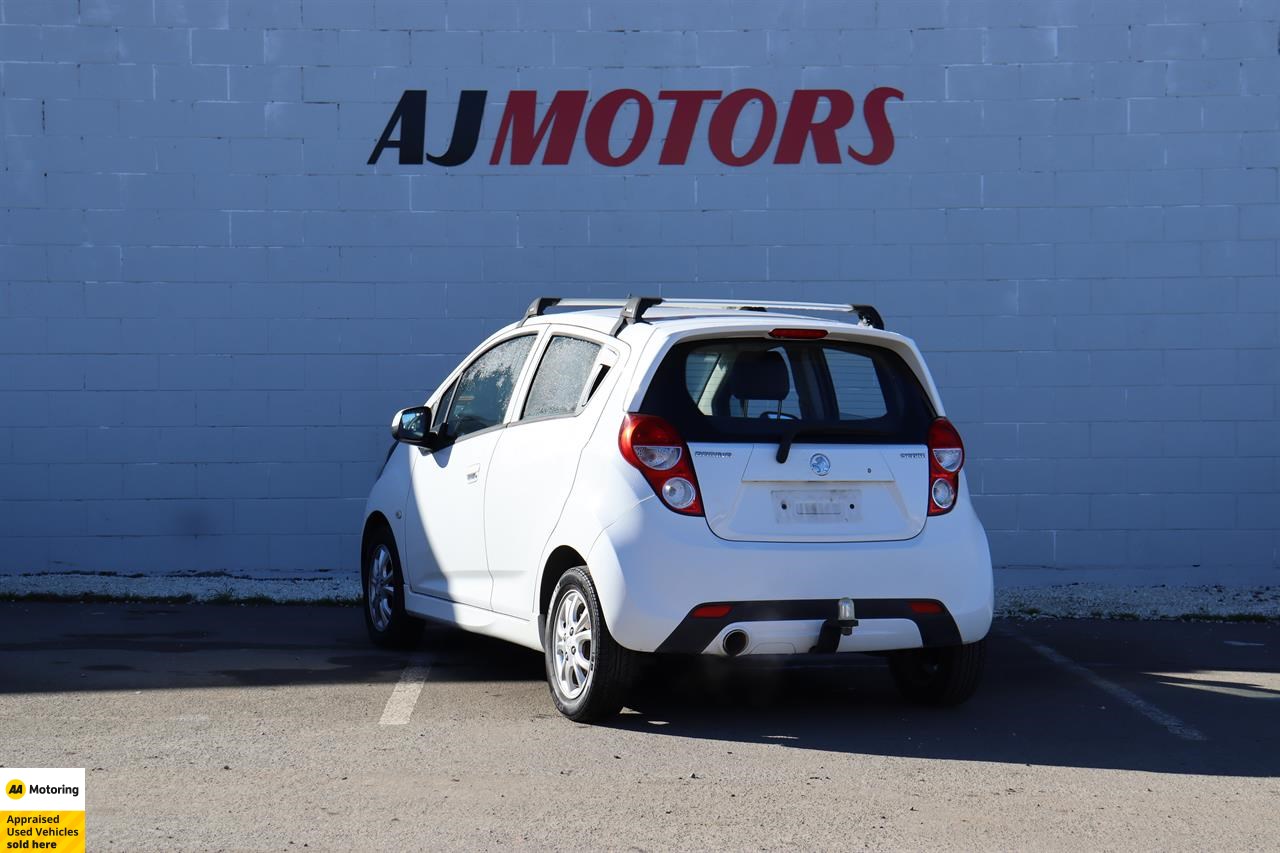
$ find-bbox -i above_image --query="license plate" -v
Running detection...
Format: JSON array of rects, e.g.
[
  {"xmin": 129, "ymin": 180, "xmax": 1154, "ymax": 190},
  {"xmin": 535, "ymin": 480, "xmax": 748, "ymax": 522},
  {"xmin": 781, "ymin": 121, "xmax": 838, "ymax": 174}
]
[{"xmin": 771, "ymin": 489, "xmax": 861, "ymax": 524}]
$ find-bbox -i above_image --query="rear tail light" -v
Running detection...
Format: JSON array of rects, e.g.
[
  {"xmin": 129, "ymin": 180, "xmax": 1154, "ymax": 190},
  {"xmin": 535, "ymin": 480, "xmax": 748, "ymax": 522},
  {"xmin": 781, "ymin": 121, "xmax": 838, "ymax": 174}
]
[
  {"xmin": 619, "ymin": 413, "xmax": 704, "ymax": 516},
  {"xmin": 660, "ymin": 477, "xmax": 698, "ymax": 509},
  {"xmin": 927, "ymin": 417, "xmax": 964, "ymax": 516}
]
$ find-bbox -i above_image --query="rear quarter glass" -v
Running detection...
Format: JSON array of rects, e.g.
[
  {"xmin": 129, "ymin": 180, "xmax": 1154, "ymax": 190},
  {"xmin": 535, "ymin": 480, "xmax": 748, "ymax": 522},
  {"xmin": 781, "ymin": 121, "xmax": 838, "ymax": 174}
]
[{"xmin": 638, "ymin": 337, "xmax": 935, "ymax": 445}]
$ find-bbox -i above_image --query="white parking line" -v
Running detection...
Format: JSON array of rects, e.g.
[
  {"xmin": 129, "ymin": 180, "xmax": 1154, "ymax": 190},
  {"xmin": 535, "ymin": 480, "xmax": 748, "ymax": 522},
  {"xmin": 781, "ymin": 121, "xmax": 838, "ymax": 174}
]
[
  {"xmin": 1012, "ymin": 631, "xmax": 1207, "ymax": 742},
  {"xmin": 379, "ymin": 660, "xmax": 431, "ymax": 726},
  {"xmin": 1151, "ymin": 670, "xmax": 1280, "ymax": 701}
]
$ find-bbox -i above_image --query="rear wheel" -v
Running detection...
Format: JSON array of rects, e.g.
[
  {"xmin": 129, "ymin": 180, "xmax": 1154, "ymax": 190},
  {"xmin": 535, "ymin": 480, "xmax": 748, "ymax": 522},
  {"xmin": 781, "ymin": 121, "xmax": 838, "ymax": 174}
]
[
  {"xmin": 889, "ymin": 639, "xmax": 986, "ymax": 706},
  {"xmin": 544, "ymin": 566, "xmax": 636, "ymax": 723},
  {"xmin": 362, "ymin": 529, "xmax": 423, "ymax": 649}
]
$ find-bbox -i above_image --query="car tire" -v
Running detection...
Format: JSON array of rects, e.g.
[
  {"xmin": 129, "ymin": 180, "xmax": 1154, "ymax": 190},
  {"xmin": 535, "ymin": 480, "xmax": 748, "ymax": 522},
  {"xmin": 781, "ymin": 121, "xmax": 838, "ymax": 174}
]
[
  {"xmin": 362, "ymin": 528, "xmax": 423, "ymax": 650},
  {"xmin": 888, "ymin": 638, "xmax": 986, "ymax": 707},
  {"xmin": 544, "ymin": 566, "xmax": 635, "ymax": 723}
]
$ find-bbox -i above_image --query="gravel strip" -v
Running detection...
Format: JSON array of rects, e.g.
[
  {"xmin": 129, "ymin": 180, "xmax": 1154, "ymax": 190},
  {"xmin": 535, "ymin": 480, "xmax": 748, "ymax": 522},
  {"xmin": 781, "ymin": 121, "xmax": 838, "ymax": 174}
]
[
  {"xmin": 2, "ymin": 572, "xmax": 1277, "ymax": 621},
  {"xmin": 996, "ymin": 583, "xmax": 1280, "ymax": 621},
  {"xmin": 0, "ymin": 572, "xmax": 360, "ymax": 604}
]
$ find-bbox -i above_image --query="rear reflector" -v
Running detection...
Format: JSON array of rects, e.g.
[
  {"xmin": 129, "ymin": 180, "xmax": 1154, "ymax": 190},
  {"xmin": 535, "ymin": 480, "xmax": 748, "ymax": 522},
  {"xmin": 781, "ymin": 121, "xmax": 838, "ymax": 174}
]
[
  {"xmin": 768, "ymin": 328, "xmax": 828, "ymax": 339},
  {"xmin": 691, "ymin": 604, "xmax": 732, "ymax": 619},
  {"xmin": 909, "ymin": 601, "xmax": 944, "ymax": 614}
]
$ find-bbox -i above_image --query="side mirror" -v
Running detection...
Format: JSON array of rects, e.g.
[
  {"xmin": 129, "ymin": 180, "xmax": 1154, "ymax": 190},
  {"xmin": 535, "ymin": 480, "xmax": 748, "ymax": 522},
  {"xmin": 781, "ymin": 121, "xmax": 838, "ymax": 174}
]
[{"xmin": 391, "ymin": 406, "xmax": 434, "ymax": 447}]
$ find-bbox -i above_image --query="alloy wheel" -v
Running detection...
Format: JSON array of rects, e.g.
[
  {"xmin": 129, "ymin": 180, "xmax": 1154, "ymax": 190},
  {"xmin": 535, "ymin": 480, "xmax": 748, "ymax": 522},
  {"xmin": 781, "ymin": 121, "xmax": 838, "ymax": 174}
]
[
  {"xmin": 552, "ymin": 589, "xmax": 594, "ymax": 700},
  {"xmin": 367, "ymin": 544, "xmax": 395, "ymax": 632}
]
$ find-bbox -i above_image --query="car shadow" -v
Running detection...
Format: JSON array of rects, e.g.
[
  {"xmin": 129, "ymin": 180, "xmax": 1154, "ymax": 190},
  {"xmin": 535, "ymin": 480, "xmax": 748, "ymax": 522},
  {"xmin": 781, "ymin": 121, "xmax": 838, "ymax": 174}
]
[
  {"xmin": 0, "ymin": 602, "xmax": 543, "ymax": 693},
  {"xmin": 1, "ymin": 603, "xmax": 1275, "ymax": 778},
  {"xmin": 608, "ymin": 620, "xmax": 1280, "ymax": 778}
]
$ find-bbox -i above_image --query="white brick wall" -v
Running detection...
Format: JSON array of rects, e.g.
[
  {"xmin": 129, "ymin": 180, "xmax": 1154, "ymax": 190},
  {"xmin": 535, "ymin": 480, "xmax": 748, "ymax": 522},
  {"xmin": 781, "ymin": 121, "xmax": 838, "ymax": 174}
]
[{"xmin": 1, "ymin": 0, "xmax": 1277, "ymax": 576}]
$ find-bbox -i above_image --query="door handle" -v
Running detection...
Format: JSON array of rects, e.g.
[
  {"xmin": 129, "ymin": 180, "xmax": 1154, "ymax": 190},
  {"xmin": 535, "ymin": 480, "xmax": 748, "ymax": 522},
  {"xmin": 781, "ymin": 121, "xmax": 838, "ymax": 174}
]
[{"xmin": 465, "ymin": 463, "xmax": 480, "ymax": 483}]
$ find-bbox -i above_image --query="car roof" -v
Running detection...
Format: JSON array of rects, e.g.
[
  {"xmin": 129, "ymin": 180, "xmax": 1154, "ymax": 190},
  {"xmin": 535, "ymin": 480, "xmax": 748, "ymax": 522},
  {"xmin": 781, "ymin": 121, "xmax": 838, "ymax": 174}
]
[
  {"xmin": 518, "ymin": 306, "xmax": 904, "ymax": 344},
  {"xmin": 497, "ymin": 302, "xmax": 940, "ymax": 415}
]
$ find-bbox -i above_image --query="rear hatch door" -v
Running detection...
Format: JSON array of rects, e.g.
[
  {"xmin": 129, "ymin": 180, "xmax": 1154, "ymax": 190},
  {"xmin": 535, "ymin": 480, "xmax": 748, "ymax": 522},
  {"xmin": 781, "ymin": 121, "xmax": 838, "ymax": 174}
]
[
  {"xmin": 692, "ymin": 440, "xmax": 927, "ymax": 542},
  {"xmin": 640, "ymin": 332, "xmax": 934, "ymax": 543}
]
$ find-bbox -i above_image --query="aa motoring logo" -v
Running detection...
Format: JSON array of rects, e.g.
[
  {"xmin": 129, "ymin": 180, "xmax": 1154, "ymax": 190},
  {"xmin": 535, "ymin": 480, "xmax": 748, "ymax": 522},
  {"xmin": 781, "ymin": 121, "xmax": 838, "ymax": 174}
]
[
  {"xmin": 368, "ymin": 87, "xmax": 904, "ymax": 167},
  {"xmin": 5, "ymin": 780, "xmax": 78, "ymax": 798}
]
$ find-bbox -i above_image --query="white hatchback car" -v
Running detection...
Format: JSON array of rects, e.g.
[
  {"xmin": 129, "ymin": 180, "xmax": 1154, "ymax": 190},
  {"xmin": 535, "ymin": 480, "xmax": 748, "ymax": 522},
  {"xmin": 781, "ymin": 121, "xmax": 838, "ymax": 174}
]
[{"xmin": 362, "ymin": 297, "xmax": 993, "ymax": 721}]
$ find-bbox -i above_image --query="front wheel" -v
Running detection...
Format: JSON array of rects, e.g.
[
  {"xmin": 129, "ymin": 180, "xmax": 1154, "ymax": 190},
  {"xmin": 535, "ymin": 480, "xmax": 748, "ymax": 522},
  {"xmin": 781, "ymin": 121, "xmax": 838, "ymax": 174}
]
[
  {"xmin": 888, "ymin": 639, "xmax": 987, "ymax": 706},
  {"xmin": 362, "ymin": 529, "xmax": 423, "ymax": 649},
  {"xmin": 544, "ymin": 567, "xmax": 636, "ymax": 723}
]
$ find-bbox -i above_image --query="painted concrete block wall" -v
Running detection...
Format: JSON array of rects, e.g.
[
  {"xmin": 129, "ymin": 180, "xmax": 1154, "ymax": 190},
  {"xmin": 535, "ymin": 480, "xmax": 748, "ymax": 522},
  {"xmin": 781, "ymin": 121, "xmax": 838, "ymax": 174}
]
[{"xmin": 1, "ymin": 0, "xmax": 1277, "ymax": 577}]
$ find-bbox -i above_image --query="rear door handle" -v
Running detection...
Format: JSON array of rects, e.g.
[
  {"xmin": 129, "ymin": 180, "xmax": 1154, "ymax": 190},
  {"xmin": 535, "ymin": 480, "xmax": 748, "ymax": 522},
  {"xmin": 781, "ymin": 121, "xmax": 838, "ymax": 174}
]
[{"xmin": 465, "ymin": 463, "xmax": 480, "ymax": 483}]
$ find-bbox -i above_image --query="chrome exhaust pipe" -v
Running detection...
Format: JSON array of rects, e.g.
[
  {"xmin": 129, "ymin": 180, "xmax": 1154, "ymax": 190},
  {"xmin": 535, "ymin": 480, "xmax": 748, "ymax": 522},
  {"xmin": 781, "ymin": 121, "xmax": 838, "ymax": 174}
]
[{"xmin": 722, "ymin": 629, "xmax": 749, "ymax": 657}]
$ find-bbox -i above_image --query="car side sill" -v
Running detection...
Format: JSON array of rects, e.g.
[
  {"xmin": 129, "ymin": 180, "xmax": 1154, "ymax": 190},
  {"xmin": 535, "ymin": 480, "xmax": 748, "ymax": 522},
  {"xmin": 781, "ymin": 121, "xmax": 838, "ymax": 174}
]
[{"xmin": 403, "ymin": 589, "xmax": 543, "ymax": 653}]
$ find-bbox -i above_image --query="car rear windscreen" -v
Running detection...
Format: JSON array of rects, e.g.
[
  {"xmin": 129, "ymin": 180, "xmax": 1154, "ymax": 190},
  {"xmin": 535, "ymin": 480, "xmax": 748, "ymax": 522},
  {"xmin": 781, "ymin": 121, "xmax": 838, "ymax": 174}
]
[{"xmin": 639, "ymin": 337, "xmax": 935, "ymax": 444}]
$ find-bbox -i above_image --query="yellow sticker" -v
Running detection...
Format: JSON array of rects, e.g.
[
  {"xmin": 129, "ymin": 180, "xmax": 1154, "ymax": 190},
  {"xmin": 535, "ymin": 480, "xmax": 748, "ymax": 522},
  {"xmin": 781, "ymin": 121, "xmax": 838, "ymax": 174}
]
[{"xmin": 2, "ymin": 769, "xmax": 84, "ymax": 853}]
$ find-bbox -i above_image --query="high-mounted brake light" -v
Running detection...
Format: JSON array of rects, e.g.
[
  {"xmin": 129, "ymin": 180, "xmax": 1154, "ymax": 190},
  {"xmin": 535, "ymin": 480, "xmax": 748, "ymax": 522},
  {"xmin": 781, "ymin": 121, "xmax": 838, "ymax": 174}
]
[
  {"xmin": 619, "ymin": 413, "xmax": 704, "ymax": 516},
  {"xmin": 768, "ymin": 328, "xmax": 828, "ymax": 339},
  {"xmin": 927, "ymin": 417, "xmax": 964, "ymax": 516}
]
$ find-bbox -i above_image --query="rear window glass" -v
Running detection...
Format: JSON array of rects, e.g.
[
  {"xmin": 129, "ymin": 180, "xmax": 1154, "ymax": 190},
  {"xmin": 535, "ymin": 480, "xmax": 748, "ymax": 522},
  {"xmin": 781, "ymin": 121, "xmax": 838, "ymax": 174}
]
[{"xmin": 640, "ymin": 338, "xmax": 934, "ymax": 444}]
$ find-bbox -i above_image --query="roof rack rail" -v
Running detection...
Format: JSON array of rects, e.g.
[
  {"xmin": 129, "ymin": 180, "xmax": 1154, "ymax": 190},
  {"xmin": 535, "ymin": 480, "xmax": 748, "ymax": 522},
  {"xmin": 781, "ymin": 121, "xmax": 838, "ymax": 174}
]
[
  {"xmin": 521, "ymin": 297, "xmax": 629, "ymax": 326},
  {"xmin": 522, "ymin": 296, "xmax": 885, "ymax": 335}
]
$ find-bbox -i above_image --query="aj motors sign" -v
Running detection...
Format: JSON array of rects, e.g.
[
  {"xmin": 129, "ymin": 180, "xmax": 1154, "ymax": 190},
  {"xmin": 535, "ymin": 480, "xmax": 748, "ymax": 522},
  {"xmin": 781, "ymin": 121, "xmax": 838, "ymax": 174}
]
[{"xmin": 367, "ymin": 87, "xmax": 904, "ymax": 167}]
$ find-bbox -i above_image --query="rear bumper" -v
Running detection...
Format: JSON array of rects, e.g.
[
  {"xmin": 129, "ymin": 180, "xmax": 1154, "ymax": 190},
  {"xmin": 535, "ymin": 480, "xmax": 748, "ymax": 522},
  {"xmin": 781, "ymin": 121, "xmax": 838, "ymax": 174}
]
[
  {"xmin": 586, "ymin": 494, "xmax": 993, "ymax": 654},
  {"xmin": 656, "ymin": 598, "xmax": 960, "ymax": 654}
]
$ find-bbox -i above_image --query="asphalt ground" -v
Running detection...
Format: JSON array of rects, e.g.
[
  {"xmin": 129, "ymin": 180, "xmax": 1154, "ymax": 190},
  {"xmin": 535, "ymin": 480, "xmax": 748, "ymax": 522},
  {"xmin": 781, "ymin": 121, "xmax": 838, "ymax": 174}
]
[{"xmin": 0, "ymin": 603, "xmax": 1276, "ymax": 851}]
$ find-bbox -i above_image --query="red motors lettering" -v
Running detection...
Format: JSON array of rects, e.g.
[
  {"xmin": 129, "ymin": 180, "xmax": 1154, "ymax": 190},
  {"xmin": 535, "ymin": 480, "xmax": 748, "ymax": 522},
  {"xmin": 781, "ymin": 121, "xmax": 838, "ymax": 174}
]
[{"xmin": 368, "ymin": 87, "xmax": 903, "ymax": 167}]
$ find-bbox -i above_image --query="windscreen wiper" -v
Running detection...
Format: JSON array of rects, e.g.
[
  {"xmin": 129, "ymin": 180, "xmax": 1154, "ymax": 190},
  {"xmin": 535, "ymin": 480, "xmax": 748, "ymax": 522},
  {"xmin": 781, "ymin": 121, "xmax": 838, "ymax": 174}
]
[{"xmin": 774, "ymin": 424, "xmax": 892, "ymax": 463}]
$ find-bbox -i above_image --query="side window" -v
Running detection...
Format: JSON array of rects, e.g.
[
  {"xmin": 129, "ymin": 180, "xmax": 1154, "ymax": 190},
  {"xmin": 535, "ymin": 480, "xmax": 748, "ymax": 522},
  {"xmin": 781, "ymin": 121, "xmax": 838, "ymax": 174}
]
[
  {"xmin": 443, "ymin": 335, "xmax": 535, "ymax": 440},
  {"xmin": 823, "ymin": 349, "xmax": 888, "ymax": 420},
  {"xmin": 685, "ymin": 350, "xmax": 723, "ymax": 414},
  {"xmin": 522, "ymin": 335, "xmax": 604, "ymax": 420}
]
